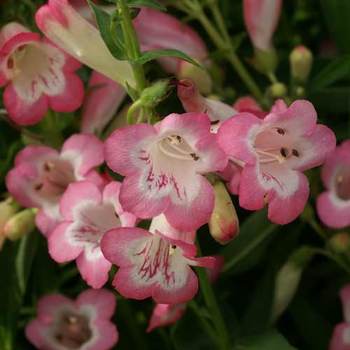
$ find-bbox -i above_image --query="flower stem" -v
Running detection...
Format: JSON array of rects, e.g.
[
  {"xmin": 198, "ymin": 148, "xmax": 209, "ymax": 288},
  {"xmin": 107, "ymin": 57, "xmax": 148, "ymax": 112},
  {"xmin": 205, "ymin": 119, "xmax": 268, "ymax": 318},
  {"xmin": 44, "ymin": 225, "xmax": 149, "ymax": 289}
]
[
  {"xmin": 117, "ymin": 0, "xmax": 147, "ymax": 95},
  {"xmin": 196, "ymin": 243, "xmax": 231, "ymax": 350}
]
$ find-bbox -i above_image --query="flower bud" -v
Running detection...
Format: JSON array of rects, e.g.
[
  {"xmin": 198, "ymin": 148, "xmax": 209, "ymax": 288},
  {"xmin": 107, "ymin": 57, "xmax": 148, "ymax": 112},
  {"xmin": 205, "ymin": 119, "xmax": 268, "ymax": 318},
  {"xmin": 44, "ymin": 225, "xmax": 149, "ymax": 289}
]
[
  {"xmin": 329, "ymin": 232, "xmax": 350, "ymax": 254},
  {"xmin": 289, "ymin": 45, "xmax": 313, "ymax": 83},
  {"xmin": 271, "ymin": 247, "xmax": 314, "ymax": 321},
  {"xmin": 0, "ymin": 197, "xmax": 20, "ymax": 233},
  {"xmin": 4, "ymin": 208, "xmax": 37, "ymax": 241},
  {"xmin": 209, "ymin": 181, "xmax": 239, "ymax": 245},
  {"xmin": 254, "ymin": 48, "xmax": 278, "ymax": 74},
  {"xmin": 269, "ymin": 82, "xmax": 287, "ymax": 98},
  {"xmin": 140, "ymin": 80, "xmax": 171, "ymax": 108},
  {"xmin": 177, "ymin": 61, "xmax": 212, "ymax": 95}
]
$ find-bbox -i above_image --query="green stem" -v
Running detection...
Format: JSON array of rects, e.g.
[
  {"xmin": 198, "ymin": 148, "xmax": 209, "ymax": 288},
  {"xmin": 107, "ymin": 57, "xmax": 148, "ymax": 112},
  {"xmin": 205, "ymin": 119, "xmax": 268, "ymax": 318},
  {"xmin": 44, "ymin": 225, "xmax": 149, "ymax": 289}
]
[
  {"xmin": 196, "ymin": 243, "xmax": 231, "ymax": 350},
  {"xmin": 117, "ymin": 0, "xmax": 147, "ymax": 94}
]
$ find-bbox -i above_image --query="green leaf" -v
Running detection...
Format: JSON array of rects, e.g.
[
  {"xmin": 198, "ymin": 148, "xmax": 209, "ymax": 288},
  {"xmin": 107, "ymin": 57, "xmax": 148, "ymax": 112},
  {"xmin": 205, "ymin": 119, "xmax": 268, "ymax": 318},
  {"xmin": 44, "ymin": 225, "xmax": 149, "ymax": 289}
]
[
  {"xmin": 222, "ymin": 209, "xmax": 279, "ymax": 275},
  {"xmin": 126, "ymin": 0, "xmax": 166, "ymax": 11},
  {"xmin": 234, "ymin": 330, "xmax": 297, "ymax": 350},
  {"xmin": 320, "ymin": 0, "xmax": 350, "ymax": 54},
  {"xmin": 135, "ymin": 49, "xmax": 202, "ymax": 68},
  {"xmin": 310, "ymin": 55, "xmax": 350, "ymax": 91},
  {"xmin": 88, "ymin": 1, "xmax": 127, "ymax": 60}
]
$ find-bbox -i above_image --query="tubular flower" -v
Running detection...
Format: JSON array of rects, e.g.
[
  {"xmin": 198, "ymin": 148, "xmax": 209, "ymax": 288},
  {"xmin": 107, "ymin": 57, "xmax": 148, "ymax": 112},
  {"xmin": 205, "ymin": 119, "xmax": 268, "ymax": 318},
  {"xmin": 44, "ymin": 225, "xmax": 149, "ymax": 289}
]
[
  {"xmin": 49, "ymin": 181, "xmax": 136, "ymax": 289},
  {"xmin": 147, "ymin": 303, "xmax": 187, "ymax": 332},
  {"xmin": 6, "ymin": 134, "xmax": 104, "ymax": 235},
  {"xmin": 105, "ymin": 112, "xmax": 227, "ymax": 231},
  {"xmin": 177, "ymin": 79, "xmax": 236, "ymax": 133},
  {"xmin": 243, "ymin": 0, "xmax": 282, "ymax": 52},
  {"xmin": 134, "ymin": 9, "xmax": 212, "ymax": 93},
  {"xmin": 25, "ymin": 289, "xmax": 118, "ymax": 350},
  {"xmin": 233, "ymin": 95, "xmax": 266, "ymax": 119},
  {"xmin": 101, "ymin": 216, "xmax": 216, "ymax": 304},
  {"xmin": 35, "ymin": 0, "xmax": 135, "ymax": 88},
  {"xmin": 218, "ymin": 100, "xmax": 336, "ymax": 224},
  {"xmin": 317, "ymin": 141, "xmax": 350, "ymax": 229},
  {"xmin": 0, "ymin": 22, "xmax": 84, "ymax": 125},
  {"xmin": 81, "ymin": 71, "xmax": 126, "ymax": 134},
  {"xmin": 330, "ymin": 285, "xmax": 350, "ymax": 350}
]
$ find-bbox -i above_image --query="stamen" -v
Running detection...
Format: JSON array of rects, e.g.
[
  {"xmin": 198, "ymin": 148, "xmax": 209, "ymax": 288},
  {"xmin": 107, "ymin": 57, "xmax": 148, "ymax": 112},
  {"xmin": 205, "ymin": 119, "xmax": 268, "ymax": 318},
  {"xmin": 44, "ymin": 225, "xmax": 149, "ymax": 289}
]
[
  {"xmin": 34, "ymin": 183, "xmax": 43, "ymax": 191},
  {"xmin": 275, "ymin": 127, "xmax": 286, "ymax": 135},
  {"xmin": 158, "ymin": 137, "xmax": 200, "ymax": 161},
  {"xmin": 292, "ymin": 149, "xmax": 300, "ymax": 157},
  {"xmin": 280, "ymin": 147, "xmax": 288, "ymax": 158},
  {"xmin": 7, "ymin": 58, "xmax": 14, "ymax": 70}
]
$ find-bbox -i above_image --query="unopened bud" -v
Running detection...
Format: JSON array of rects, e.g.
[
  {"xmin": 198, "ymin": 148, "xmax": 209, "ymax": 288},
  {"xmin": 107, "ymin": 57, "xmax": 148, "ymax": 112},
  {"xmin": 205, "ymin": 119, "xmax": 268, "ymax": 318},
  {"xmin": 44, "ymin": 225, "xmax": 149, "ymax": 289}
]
[
  {"xmin": 209, "ymin": 181, "xmax": 239, "ymax": 245},
  {"xmin": 290, "ymin": 45, "xmax": 313, "ymax": 83},
  {"xmin": 140, "ymin": 80, "xmax": 171, "ymax": 108},
  {"xmin": 269, "ymin": 82, "xmax": 287, "ymax": 98},
  {"xmin": 177, "ymin": 61, "xmax": 212, "ymax": 95},
  {"xmin": 271, "ymin": 247, "xmax": 314, "ymax": 321},
  {"xmin": 329, "ymin": 232, "xmax": 350, "ymax": 254},
  {"xmin": 4, "ymin": 208, "xmax": 37, "ymax": 241},
  {"xmin": 0, "ymin": 197, "xmax": 20, "ymax": 234},
  {"xmin": 253, "ymin": 48, "xmax": 278, "ymax": 75}
]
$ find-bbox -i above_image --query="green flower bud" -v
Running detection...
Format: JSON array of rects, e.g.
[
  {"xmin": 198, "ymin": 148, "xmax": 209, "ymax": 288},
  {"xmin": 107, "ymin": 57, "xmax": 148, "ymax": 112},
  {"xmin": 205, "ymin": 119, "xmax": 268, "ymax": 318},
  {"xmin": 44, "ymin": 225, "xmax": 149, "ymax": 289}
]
[
  {"xmin": 329, "ymin": 232, "xmax": 350, "ymax": 254},
  {"xmin": 4, "ymin": 208, "xmax": 37, "ymax": 241},
  {"xmin": 269, "ymin": 82, "xmax": 287, "ymax": 98},
  {"xmin": 254, "ymin": 48, "xmax": 278, "ymax": 75},
  {"xmin": 289, "ymin": 45, "xmax": 313, "ymax": 83}
]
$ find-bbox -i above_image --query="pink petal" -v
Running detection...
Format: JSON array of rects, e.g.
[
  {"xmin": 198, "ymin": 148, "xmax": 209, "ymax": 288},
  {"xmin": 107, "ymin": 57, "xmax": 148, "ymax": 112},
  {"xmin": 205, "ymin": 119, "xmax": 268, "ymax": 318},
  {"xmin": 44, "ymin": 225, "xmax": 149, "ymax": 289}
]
[
  {"xmin": 59, "ymin": 181, "xmax": 102, "ymax": 220},
  {"xmin": 88, "ymin": 320, "xmax": 119, "ymax": 350},
  {"xmin": 3, "ymin": 83, "xmax": 48, "ymax": 125},
  {"xmin": 61, "ymin": 133, "xmax": 104, "ymax": 177},
  {"xmin": 77, "ymin": 288, "xmax": 116, "ymax": 320},
  {"xmin": 37, "ymin": 294, "xmax": 73, "ymax": 320},
  {"xmin": 25, "ymin": 319, "xmax": 47, "ymax": 349},
  {"xmin": 35, "ymin": 209, "xmax": 59, "ymax": 237},
  {"xmin": 329, "ymin": 323, "xmax": 350, "ymax": 350},
  {"xmin": 81, "ymin": 71, "xmax": 126, "ymax": 134},
  {"xmin": 341, "ymin": 285, "xmax": 350, "ymax": 323},
  {"xmin": 14, "ymin": 145, "xmax": 57, "ymax": 167},
  {"xmin": 48, "ymin": 72, "xmax": 84, "ymax": 113}
]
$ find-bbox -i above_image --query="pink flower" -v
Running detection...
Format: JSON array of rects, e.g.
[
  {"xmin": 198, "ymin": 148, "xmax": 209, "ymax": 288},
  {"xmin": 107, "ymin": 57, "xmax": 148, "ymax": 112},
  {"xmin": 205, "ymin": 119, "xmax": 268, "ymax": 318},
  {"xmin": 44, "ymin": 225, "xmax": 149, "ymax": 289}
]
[
  {"xmin": 105, "ymin": 112, "xmax": 227, "ymax": 231},
  {"xmin": 218, "ymin": 100, "xmax": 336, "ymax": 224},
  {"xmin": 147, "ymin": 303, "xmax": 187, "ymax": 332},
  {"xmin": 243, "ymin": 0, "xmax": 282, "ymax": 51},
  {"xmin": 177, "ymin": 79, "xmax": 236, "ymax": 133},
  {"xmin": 317, "ymin": 141, "xmax": 350, "ymax": 229},
  {"xmin": 25, "ymin": 289, "xmax": 118, "ymax": 350},
  {"xmin": 0, "ymin": 22, "xmax": 83, "ymax": 125},
  {"xmin": 101, "ymin": 216, "xmax": 215, "ymax": 304},
  {"xmin": 133, "ymin": 9, "xmax": 212, "ymax": 93},
  {"xmin": 81, "ymin": 71, "xmax": 126, "ymax": 134},
  {"xmin": 35, "ymin": 0, "xmax": 135, "ymax": 87},
  {"xmin": 330, "ymin": 285, "xmax": 350, "ymax": 350},
  {"xmin": 6, "ymin": 134, "xmax": 104, "ymax": 235},
  {"xmin": 49, "ymin": 181, "xmax": 136, "ymax": 288},
  {"xmin": 233, "ymin": 95, "xmax": 266, "ymax": 119}
]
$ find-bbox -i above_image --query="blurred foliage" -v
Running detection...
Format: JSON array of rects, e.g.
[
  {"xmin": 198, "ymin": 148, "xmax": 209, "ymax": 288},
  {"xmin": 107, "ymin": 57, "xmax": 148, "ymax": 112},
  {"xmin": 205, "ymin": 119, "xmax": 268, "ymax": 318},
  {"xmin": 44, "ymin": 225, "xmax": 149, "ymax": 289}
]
[{"xmin": 0, "ymin": 0, "xmax": 349, "ymax": 349}]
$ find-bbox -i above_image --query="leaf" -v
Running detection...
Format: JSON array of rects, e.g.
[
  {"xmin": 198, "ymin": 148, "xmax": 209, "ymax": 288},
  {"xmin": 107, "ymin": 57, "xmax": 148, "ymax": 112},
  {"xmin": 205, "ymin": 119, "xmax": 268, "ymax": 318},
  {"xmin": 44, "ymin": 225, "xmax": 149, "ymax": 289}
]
[
  {"xmin": 235, "ymin": 330, "xmax": 297, "ymax": 350},
  {"xmin": 126, "ymin": 0, "xmax": 166, "ymax": 11},
  {"xmin": 135, "ymin": 49, "xmax": 202, "ymax": 68},
  {"xmin": 320, "ymin": 0, "xmax": 350, "ymax": 54},
  {"xmin": 222, "ymin": 209, "xmax": 279, "ymax": 275},
  {"xmin": 309, "ymin": 55, "xmax": 350, "ymax": 91},
  {"xmin": 88, "ymin": 1, "xmax": 127, "ymax": 60}
]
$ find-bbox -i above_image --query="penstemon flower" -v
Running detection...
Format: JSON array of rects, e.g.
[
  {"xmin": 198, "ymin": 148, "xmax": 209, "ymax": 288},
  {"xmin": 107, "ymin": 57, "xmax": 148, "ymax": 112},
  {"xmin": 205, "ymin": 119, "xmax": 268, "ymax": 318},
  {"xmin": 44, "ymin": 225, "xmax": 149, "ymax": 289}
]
[
  {"xmin": 105, "ymin": 112, "xmax": 227, "ymax": 231},
  {"xmin": 177, "ymin": 79, "xmax": 237, "ymax": 133},
  {"xmin": 147, "ymin": 303, "xmax": 187, "ymax": 332},
  {"xmin": 25, "ymin": 289, "xmax": 118, "ymax": 350},
  {"xmin": 35, "ymin": 0, "xmax": 135, "ymax": 88},
  {"xmin": 330, "ymin": 285, "xmax": 350, "ymax": 350},
  {"xmin": 49, "ymin": 180, "xmax": 136, "ymax": 289},
  {"xmin": 233, "ymin": 95, "xmax": 266, "ymax": 119},
  {"xmin": 81, "ymin": 71, "xmax": 126, "ymax": 135},
  {"xmin": 100, "ymin": 215, "xmax": 216, "ymax": 304},
  {"xmin": 218, "ymin": 100, "xmax": 336, "ymax": 224},
  {"xmin": 0, "ymin": 22, "xmax": 84, "ymax": 125},
  {"xmin": 317, "ymin": 141, "xmax": 350, "ymax": 229},
  {"xmin": 6, "ymin": 134, "xmax": 104, "ymax": 235}
]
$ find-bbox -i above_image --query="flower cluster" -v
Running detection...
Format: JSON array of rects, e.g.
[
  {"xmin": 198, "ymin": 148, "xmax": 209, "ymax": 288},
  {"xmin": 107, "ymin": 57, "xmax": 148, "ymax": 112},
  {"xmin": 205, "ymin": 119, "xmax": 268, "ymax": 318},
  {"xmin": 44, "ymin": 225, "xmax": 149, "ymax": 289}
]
[{"xmin": 0, "ymin": 0, "xmax": 348, "ymax": 349}]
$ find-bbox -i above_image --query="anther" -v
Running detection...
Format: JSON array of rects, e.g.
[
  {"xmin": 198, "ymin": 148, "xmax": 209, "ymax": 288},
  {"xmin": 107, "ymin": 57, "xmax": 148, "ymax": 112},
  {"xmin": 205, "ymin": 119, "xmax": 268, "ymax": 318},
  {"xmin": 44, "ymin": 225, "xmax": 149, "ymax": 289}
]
[
  {"xmin": 190, "ymin": 153, "xmax": 200, "ymax": 161},
  {"xmin": 292, "ymin": 149, "xmax": 300, "ymax": 157},
  {"xmin": 280, "ymin": 147, "xmax": 288, "ymax": 158},
  {"xmin": 35, "ymin": 183, "xmax": 43, "ymax": 191},
  {"xmin": 276, "ymin": 128, "xmax": 285, "ymax": 135}
]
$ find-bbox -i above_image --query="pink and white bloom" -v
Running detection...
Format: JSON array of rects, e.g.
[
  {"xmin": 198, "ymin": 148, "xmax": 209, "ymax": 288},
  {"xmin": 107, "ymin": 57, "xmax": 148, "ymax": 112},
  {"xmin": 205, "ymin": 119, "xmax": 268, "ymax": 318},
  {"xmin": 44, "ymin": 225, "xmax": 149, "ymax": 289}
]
[
  {"xmin": 0, "ymin": 22, "xmax": 84, "ymax": 125},
  {"xmin": 26, "ymin": 289, "xmax": 118, "ymax": 350},
  {"xmin": 317, "ymin": 141, "xmax": 350, "ymax": 229},
  {"xmin": 134, "ymin": 9, "xmax": 212, "ymax": 93},
  {"xmin": 177, "ymin": 79, "xmax": 236, "ymax": 133},
  {"xmin": 101, "ymin": 216, "xmax": 215, "ymax": 304},
  {"xmin": 35, "ymin": 0, "xmax": 135, "ymax": 88},
  {"xmin": 330, "ymin": 285, "xmax": 350, "ymax": 350},
  {"xmin": 49, "ymin": 181, "xmax": 136, "ymax": 289},
  {"xmin": 147, "ymin": 303, "xmax": 187, "ymax": 332},
  {"xmin": 6, "ymin": 134, "xmax": 104, "ymax": 235},
  {"xmin": 105, "ymin": 112, "xmax": 227, "ymax": 231},
  {"xmin": 218, "ymin": 100, "xmax": 336, "ymax": 224},
  {"xmin": 81, "ymin": 71, "xmax": 126, "ymax": 134},
  {"xmin": 243, "ymin": 0, "xmax": 282, "ymax": 51}
]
